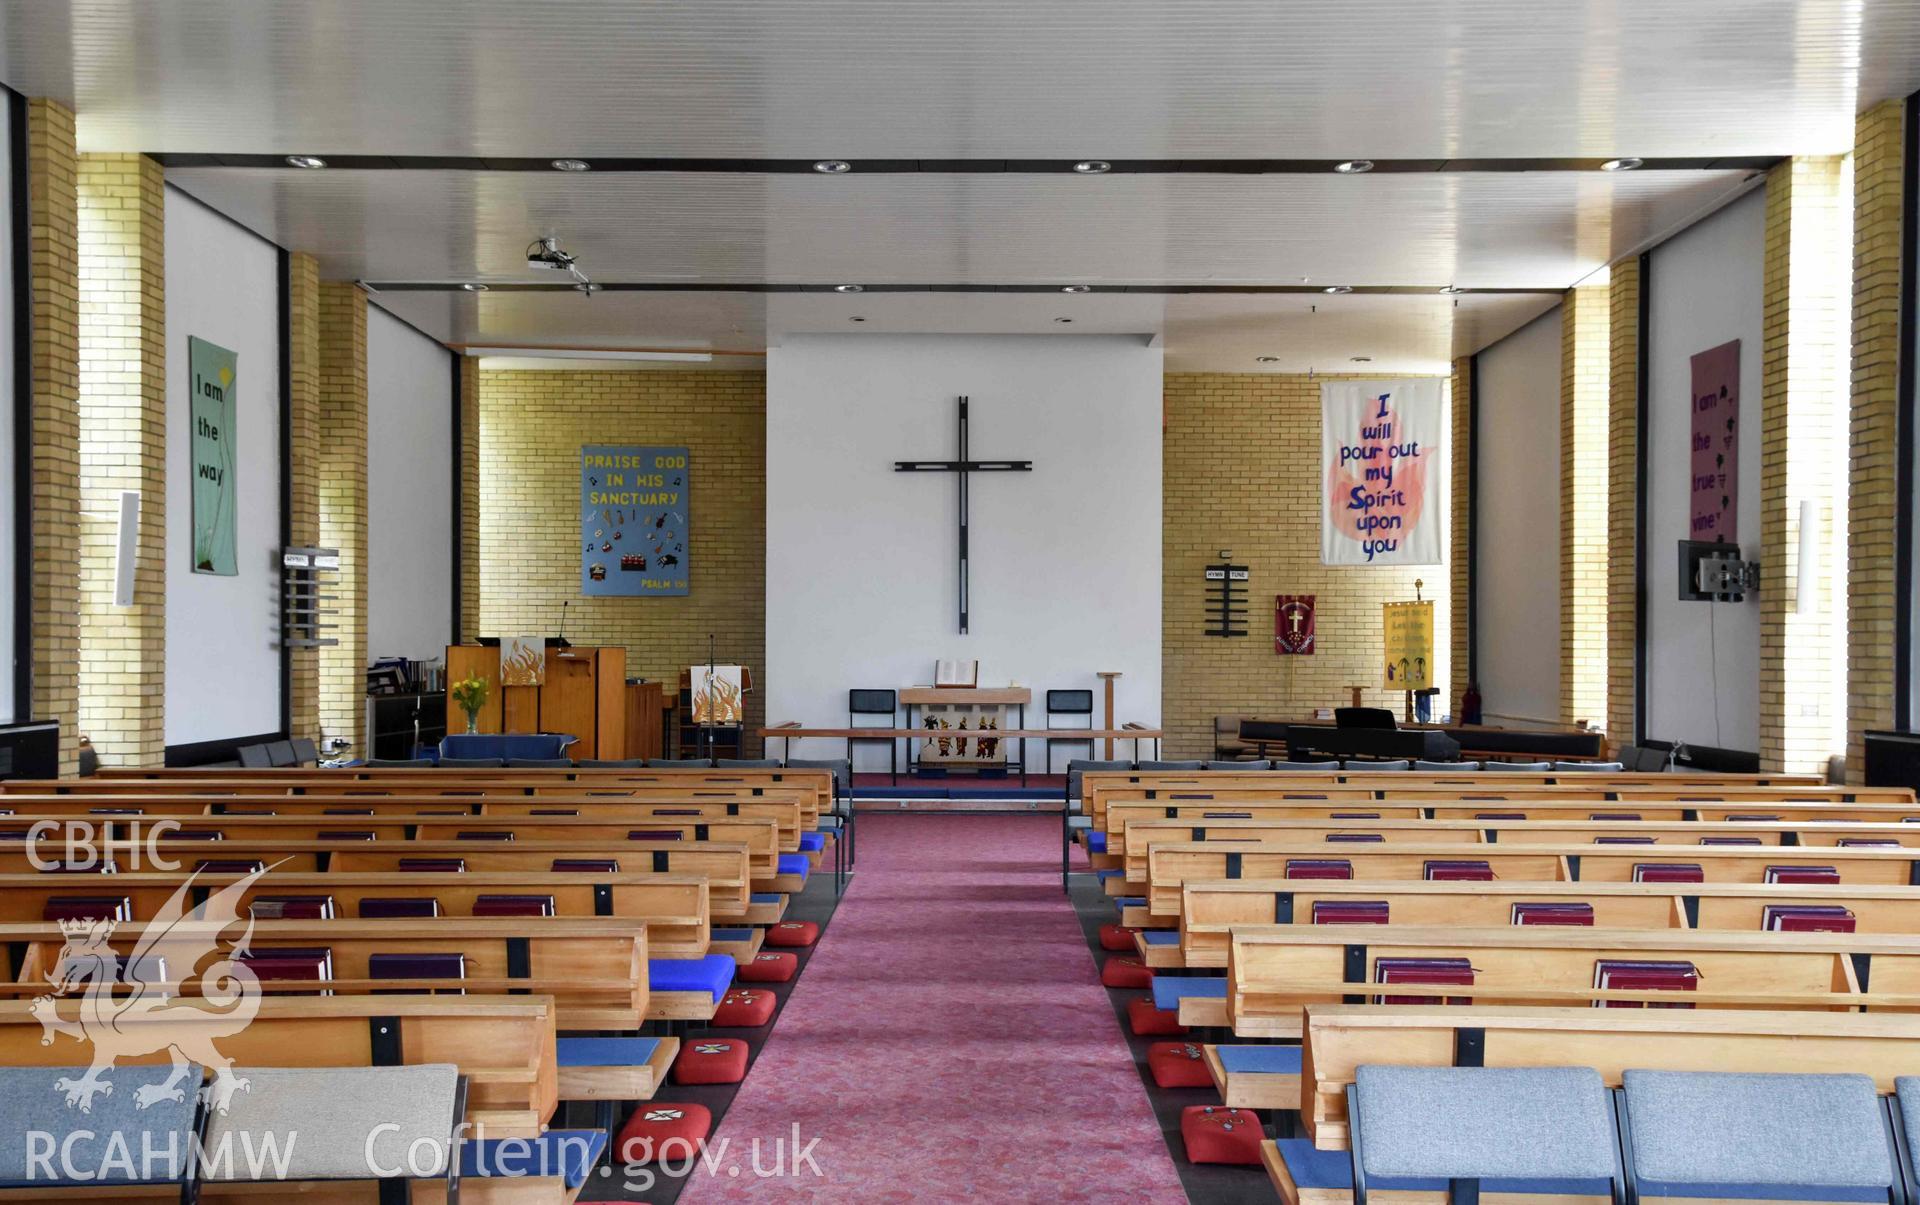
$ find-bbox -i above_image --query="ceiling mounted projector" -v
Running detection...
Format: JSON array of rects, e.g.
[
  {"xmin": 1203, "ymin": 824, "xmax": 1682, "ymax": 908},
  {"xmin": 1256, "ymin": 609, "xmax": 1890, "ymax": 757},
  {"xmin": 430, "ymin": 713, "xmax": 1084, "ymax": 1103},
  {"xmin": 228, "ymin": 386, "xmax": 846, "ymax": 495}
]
[{"xmin": 525, "ymin": 236, "xmax": 596, "ymax": 295}]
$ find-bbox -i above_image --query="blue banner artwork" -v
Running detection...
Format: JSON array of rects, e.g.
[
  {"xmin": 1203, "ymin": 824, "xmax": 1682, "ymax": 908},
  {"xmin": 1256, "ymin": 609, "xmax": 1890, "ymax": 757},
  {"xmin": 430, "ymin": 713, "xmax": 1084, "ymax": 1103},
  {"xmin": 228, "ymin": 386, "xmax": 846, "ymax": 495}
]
[{"xmin": 580, "ymin": 445, "xmax": 689, "ymax": 596}]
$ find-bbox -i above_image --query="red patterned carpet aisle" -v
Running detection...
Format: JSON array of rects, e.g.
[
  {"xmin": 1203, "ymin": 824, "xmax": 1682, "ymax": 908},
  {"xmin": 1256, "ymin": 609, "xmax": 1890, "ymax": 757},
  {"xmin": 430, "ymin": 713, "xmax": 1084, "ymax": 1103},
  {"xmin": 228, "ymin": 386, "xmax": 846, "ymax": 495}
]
[{"xmin": 677, "ymin": 813, "xmax": 1185, "ymax": 1202}]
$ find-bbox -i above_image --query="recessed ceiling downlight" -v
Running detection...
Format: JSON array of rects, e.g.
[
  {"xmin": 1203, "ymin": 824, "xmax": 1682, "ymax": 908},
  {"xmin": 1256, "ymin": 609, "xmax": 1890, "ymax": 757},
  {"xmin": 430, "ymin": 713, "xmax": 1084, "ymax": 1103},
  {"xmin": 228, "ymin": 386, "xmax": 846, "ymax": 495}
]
[
  {"xmin": 1061, "ymin": 284, "xmax": 1092, "ymax": 294},
  {"xmin": 1439, "ymin": 285, "xmax": 1465, "ymax": 294},
  {"xmin": 461, "ymin": 283, "xmax": 491, "ymax": 292},
  {"xmin": 1072, "ymin": 160, "xmax": 1112, "ymax": 174},
  {"xmin": 1322, "ymin": 285, "xmax": 1353, "ymax": 294},
  {"xmin": 834, "ymin": 284, "xmax": 865, "ymax": 293},
  {"xmin": 1255, "ymin": 356, "xmax": 1280, "ymax": 363},
  {"xmin": 1600, "ymin": 157, "xmax": 1644, "ymax": 172},
  {"xmin": 551, "ymin": 158, "xmax": 592, "ymax": 172},
  {"xmin": 813, "ymin": 160, "xmax": 852, "ymax": 174},
  {"xmin": 285, "ymin": 155, "xmax": 328, "ymax": 169},
  {"xmin": 1334, "ymin": 159, "xmax": 1374, "ymax": 174}
]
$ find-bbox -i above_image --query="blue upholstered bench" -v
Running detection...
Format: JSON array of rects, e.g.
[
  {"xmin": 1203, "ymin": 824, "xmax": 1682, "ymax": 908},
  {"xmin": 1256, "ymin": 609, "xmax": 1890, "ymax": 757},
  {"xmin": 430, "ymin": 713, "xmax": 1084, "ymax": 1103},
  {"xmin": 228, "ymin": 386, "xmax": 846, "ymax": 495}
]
[
  {"xmin": 649, "ymin": 953, "xmax": 736, "ymax": 1022},
  {"xmin": 463, "ymin": 1128, "xmax": 607, "ymax": 1191}
]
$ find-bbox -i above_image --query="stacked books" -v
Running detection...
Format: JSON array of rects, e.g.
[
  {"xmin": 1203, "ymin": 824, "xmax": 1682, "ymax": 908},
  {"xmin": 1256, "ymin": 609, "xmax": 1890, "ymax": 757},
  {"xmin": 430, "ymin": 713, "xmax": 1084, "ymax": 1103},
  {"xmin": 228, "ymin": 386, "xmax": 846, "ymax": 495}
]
[
  {"xmin": 1631, "ymin": 863, "xmax": 1703, "ymax": 883},
  {"xmin": 1762, "ymin": 904, "xmax": 1856, "ymax": 933},
  {"xmin": 1593, "ymin": 959, "xmax": 1698, "ymax": 1008},
  {"xmin": 1310, "ymin": 900, "xmax": 1389, "ymax": 925},
  {"xmin": 1763, "ymin": 865, "xmax": 1840, "ymax": 884},
  {"xmin": 359, "ymin": 898, "xmax": 440, "ymax": 918},
  {"xmin": 240, "ymin": 947, "xmax": 335, "ymax": 995},
  {"xmin": 249, "ymin": 895, "xmax": 335, "ymax": 920},
  {"xmin": 1424, "ymin": 860, "xmax": 1495, "ymax": 882},
  {"xmin": 1512, "ymin": 902, "xmax": 1595, "ymax": 926},
  {"xmin": 1284, "ymin": 859, "xmax": 1353, "ymax": 881},
  {"xmin": 1372, "ymin": 957, "xmax": 1475, "ymax": 1005}
]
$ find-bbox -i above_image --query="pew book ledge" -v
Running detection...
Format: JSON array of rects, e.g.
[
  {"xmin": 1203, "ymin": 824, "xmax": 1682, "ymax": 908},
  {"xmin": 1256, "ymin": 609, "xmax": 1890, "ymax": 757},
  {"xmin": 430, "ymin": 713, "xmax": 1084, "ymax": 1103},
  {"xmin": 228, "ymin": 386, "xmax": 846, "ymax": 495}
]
[
  {"xmin": 1206, "ymin": 1044, "xmax": 1303, "ymax": 1109},
  {"xmin": 556, "ymin": 1036, "xmax": 679, "ymax": 1101}
]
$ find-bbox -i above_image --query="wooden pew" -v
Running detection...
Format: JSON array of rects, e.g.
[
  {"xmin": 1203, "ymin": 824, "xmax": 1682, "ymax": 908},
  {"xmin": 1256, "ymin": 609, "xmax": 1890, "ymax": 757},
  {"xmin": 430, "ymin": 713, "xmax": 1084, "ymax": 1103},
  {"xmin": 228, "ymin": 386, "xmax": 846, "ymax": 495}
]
[
  {"xmin": 5, "ymin": 916, "xmax": 648, "ymax": 1030},
  {"xmin": 1172, "ymin": 878, "xmax": 1920, "ymax": 967},
  {"xmin": 1219, "ymin": 924, "xmax": 1920, "ymax": 1037},
  {"xmin": 1116, "ymin": 816, "xmax": 1920, "ymax": 885},
  {"xmin": 0, "ymin": 993, "xmax": 562, "ymax": 1135},
  {"xmin": 0, "ymin": 838, "xmax": 754, "ymax": 922},
  {"xmin": 1143, "ymin": 840, "xmax": 1920, "ymax": 918},
  {"xmin": 0, "ymin": 869, "xmax": 711, "ymax": 957},
  {"xmin": 1292, "ymin": 1004, "xmax": 1920, "ymax": 1150}
]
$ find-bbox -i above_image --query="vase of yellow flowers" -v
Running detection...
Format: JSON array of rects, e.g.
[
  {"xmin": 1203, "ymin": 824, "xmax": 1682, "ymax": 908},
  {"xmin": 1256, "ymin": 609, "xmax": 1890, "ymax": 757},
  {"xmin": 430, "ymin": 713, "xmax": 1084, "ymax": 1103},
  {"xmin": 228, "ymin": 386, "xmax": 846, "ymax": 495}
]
[{"xmin": 450, "ymin": 675, "xmax": 489, "ymax": 734}]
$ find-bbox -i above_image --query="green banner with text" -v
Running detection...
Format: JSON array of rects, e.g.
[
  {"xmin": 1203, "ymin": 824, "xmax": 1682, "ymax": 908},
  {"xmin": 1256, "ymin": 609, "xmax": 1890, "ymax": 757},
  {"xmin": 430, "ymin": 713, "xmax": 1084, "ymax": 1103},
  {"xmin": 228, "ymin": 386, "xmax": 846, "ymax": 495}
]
[{"xmin": 189, "ymin": 336, "xmax": 238, "ymax": 576}]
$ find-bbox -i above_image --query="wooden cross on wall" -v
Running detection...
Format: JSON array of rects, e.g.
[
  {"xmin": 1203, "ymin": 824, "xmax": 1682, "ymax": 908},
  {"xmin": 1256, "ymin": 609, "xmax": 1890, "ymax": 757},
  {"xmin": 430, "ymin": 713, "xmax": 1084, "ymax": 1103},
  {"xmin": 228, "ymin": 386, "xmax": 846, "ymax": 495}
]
[{"xmin": 895, "ymin": 396, "xmax": 1033, "ymax": 634}]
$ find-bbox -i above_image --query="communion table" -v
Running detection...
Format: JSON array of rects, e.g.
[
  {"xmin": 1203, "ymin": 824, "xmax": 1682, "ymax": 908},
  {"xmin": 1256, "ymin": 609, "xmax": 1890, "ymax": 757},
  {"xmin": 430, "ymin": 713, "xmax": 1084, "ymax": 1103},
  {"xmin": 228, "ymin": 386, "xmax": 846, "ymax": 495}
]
[{"xmin": 900, "ymin": 686, "xmax": 1031, "ymax": 772}]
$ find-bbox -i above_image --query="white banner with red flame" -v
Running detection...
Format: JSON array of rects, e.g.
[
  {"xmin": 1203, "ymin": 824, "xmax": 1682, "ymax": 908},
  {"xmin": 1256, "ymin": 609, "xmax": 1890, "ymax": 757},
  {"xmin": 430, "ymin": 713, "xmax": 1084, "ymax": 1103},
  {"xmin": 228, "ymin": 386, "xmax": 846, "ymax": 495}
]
[{"xmin": 1320, "ymin": 379, "xmax": 1445, "ymax": 566}]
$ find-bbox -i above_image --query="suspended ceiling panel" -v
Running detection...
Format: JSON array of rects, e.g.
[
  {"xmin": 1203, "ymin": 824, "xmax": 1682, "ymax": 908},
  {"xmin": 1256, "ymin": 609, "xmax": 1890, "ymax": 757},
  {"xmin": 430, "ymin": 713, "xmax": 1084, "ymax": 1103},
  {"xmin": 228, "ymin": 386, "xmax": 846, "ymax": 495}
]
[{"xmin": 4, "ymin": 1, "xmax": 1918, "ymax": 159}]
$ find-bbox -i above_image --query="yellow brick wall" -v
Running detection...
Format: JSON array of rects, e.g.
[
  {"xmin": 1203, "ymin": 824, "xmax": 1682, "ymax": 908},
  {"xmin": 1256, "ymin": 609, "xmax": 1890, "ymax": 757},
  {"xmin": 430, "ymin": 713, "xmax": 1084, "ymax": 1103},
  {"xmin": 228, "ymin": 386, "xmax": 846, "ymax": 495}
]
[
  {"xmin": 26, "ymin": 99, "xmax": 80, "ymax": 776},
  {"xmin": 1607, "ymin": 260, "xmax": 1642, "ymax": 743},
  {"xmin": 1849, "ymin": 102, "xmax": 1904, "ymax": 780},
  {"xmin": 285, "ymin": 254, "xmax": 321, "ymax": 743},
  {"xmin": 1759, "ymin": 156, "xmax": 1850, "ymax": 775},
  {"xmin": 1560, "ymin": 283, "xmax": 1610, "ymax": 730},
  {"xmin": 1162, "ymin": 373, "xmax": 1451, "ymax": 760},
  {"xmin": 316, "ymin": 283, "xmax": 368, "ymax": 750},
  {"xmin": 1449, "ymin": 356, "xmax": 1473, "ymax": 708},
  {"xmin": 475, "ymin": 370, "xmax": 767, "ymax": 750},
  {"xmin": 457, "ymin": 358, "xmax": 480, "ymax": 644},
  {"xmin": 74, "ymin": 153, "xmax": 167, "ymax": 767}
]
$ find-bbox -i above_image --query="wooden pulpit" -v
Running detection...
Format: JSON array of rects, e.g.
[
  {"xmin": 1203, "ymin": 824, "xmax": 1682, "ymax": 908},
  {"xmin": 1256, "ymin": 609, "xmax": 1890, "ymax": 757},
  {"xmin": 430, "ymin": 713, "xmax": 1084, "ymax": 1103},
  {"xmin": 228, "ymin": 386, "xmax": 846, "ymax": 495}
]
[{"xmin": 444, "ymin": 644, "xmax": 628, "ymax": 761}]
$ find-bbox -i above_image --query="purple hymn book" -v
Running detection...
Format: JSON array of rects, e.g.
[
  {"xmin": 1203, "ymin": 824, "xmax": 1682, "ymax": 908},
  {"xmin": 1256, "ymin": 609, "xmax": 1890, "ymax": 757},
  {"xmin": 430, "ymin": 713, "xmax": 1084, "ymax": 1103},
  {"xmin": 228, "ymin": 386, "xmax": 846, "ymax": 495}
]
[
  {"xmin": 1593, "ymin": 959, "xmax": 1698, "ymax": 1008},
  {"xmin": 1764, "ymin": 865, "xmax": 1840, "ymax": 884},
  {"xmin": 358, "ymin": 898, "xmax": 440, "ymax": 919},
  {"xmin": 1631, "ymin": 863, "xmax": 1704, "ymax": 883},
  {"xmin": 1372, "ymin": 957, "xmax": 1476, "ymax": 1005},
  {"xmin": 42, "ymin": 896, "xmax": 131, "ymax": 922},
  {"xmin": 368, "ymin": 952, "xmax": 467, "ymax": 994},
  {"xmin": 399, "ymin": 858, "xmax": 467, "ymax": 873},
  {"xmin": 1424, "ymin": 860, "xmax": 1495, "ymax": 881},
  {"xmin": 249, "ymin": 895, "xmax": 335, "ymax": 920},
  {"xmin": 318, "ymin": 831, "xmax": 377, "ymax": 841},
  {"xmin": 1512, "ymin": 902, "xmax": 1595, "ymax": 926},
  {"xmin": 170, "ymin": 831, "xmax": 224, "ymax": 841},
  {"xmin": 1311, "ymin": 900, "xmax": 1389, "ymax": 925},
  {"xmin": 553, "ymin": 859, "xmax": 619, "ymax": 873},
  {"xmin": 1593, "ymin": 837, "xmax": 1656, "ymax": 845},
  {"xmin": 1285, "ymin": 859, "xmax": 1353, "ymax": 881},
  {"xmin": 457, "ymin": 831, "xmax": 516, "ymax": 842},
  {"xmin": 1475, "ymin": 812, "xmax": 1526, "ymax": 821},
  {"xmin": 196, "ymin": 860, "xmax": 265, "ymax": 874},
  {"xmin": 473, "ymin": 895, "xmax": 556, "ymax": 917},
  {"xmin": 1329, "ymin": 813, "xmax": 1381, "ymax": 820},
  {"xmin": 240, "ymin": 947, "xmax": 334, "ymax": 995},
  {"xmin": 1699, "ymin": 837, "xmax": 1764, "ymax": 845},
  {"xmin": 628, "ymin": 831, "xmax": 686, "ymax": 842},
  {"xmin": 1324, "ymin": 833, "xmax": 1385, "ymax": 843},
  {"xmin": 322, "ymin": 808, "xmax": 375, "ymax": 816},
  {"xmin": 1763, "ymin": 904, "xmax": 1856, "ymax": 933},
  {"xmin": 531, "ymin": 809, "xmax": 579, "ymax": 816},
  {"xmin": 1589, "ymin": 813, "xmax": 1642, "ymax": 822}
]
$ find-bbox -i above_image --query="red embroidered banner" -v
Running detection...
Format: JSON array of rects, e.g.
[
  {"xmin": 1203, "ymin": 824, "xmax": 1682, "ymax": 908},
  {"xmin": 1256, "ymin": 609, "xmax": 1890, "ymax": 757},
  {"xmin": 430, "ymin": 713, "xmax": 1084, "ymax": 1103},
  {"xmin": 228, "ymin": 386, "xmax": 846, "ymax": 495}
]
[{"xmin": 1276, "ymin": 595, "xmax": 1316, "ymax": 655}]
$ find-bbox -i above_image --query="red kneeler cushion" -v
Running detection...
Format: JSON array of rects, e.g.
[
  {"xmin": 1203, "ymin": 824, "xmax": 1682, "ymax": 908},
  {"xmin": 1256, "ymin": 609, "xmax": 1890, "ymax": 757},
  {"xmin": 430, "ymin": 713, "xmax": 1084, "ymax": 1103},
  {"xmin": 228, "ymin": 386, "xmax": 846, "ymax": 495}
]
[
  {"xmin": 673, "ymin": 1038, "xmax": 749, "ymax": 1085},
  {"xmin": 617, "ymin": 1103, "xmax": 712, "ymax": 1163},
  {"xmin": 1180, "ymin": 1105, "xmax": 1264, "ymax": 1165},
  {"xmin": 765, "ymin": 920, "xmax": 819, "ymax": 948},
  {"xmin": 1099, "ymin": 923, "xmax": 1138, "ymax": 951},
  {"xmin": 711, "ymin": 988, "xmax": 776, "ymax": 1027},
  {"xmin": 1101, "ymin": 956, "xmax": 1153, "ymax": 989},
  {"xmin": 1148, "ymin": 1041, "xmax": 1214, "ymax": 1089},
  {"xmin": 737, "ymin": 951, "xmax": 798, "ymax": 983},
  {"xmin": 1127, "ymin": 996, "xmax": 1188, "ymax": 1036}
]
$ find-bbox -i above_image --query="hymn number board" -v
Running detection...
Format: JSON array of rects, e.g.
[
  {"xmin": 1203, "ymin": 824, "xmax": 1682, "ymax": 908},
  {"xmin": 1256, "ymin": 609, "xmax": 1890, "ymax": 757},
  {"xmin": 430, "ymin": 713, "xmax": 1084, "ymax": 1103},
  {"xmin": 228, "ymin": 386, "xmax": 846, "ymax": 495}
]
[{"xmin": 580, "ymin": 445, "xmax": 689, "ymax": 596}]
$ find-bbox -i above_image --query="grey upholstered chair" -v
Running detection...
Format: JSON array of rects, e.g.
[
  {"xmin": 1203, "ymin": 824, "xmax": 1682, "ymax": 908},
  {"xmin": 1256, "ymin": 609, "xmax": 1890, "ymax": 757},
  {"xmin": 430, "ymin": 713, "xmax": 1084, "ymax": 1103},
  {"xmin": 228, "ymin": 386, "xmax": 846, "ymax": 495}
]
[
  {"xmin": 1344, "ymin": 759, "xmax": 1411, "ymax": 771},
  {"xmin": 1622, "ymin": 1069, "xmax": 1899, "ymax": 1203},
  {"xmin": 1415, "ymin": 759, "xmax": 1477, "ymax": 772},
  {"xmin": 367, "ymin": 757, "xmax": 433, "ymax": 768},
  {"xmin": 1348, "ymin": 1065, "xmax": 1624, "ymax": 1204},
  {"xmin": 1483, "ymin": 760, "xmax": 1554, "ymax": 772},
  {"xmin": 507, "ymin": 757, "xmax": 574, "ymax": 768},
  {"xmin": 1271, "ymin": 759, "xmax": 1341, "ymax": 771},
  {"xmin": 579, "ymin": 757, "xmax": 648, "ymax": 768},
  {"xmin": 1555, "ymin": 760, "xmax": 1625, "ymax": 772},
  {"xmin": 438, "ymin": 756, "xmax": 505, "ymax": 769}
]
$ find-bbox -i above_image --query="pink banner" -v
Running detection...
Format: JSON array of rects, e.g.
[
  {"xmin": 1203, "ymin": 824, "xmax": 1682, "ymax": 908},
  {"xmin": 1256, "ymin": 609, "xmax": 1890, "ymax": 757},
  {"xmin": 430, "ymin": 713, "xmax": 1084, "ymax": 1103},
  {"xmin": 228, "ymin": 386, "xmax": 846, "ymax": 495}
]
[{"xmin": 1690, "ymin": 340, "xmax": 1741, "ymax": 543}]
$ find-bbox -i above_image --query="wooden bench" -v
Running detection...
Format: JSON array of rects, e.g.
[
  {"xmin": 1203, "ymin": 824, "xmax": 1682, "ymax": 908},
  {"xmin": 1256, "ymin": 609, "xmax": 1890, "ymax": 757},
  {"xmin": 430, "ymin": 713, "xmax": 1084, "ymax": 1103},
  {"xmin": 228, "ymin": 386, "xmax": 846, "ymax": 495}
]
[
  {"xmin": 1142, "ymin": 839, "xmax": 1920, "ymax": 918},
  {"xmin": 1216, "ymin": 924, "xmax": 1920, "ymax": 1037},
  {"xmin": 1167, "ymin": 878, "xmax": 1920, "ymax": 967},
  {"xmin": 5, "ymin": 916, "xmax": 650, "ymax": 1030}
]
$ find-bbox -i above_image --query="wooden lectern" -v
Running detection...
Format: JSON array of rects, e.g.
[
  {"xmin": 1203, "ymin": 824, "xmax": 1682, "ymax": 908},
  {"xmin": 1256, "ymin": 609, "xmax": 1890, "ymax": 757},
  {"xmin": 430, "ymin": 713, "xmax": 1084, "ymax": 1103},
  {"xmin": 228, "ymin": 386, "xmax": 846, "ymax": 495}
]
[{"xmin": 444, "ymin": 644, "xmax": 628, "ymax": 760}]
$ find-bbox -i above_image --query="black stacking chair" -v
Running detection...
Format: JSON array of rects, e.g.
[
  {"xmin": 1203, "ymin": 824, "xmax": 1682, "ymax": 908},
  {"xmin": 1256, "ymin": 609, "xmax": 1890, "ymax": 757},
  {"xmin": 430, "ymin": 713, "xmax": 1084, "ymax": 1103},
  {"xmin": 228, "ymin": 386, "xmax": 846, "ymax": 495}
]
[
  {"xmin": 1336, "ymin": 707, "xmax": 1398, "ymax": 730},
  {"xmin": 266, "ymin": 740, "xmax": 298, "ymax": 767},
  {"xmin": 237, "ymin": 744, "xmax": 271, "ymax": 769},
  {"xmin": 848, "ymin": 689, "xmax": 901, "ymax": 786},
  {"xmin": 1045, "ymin": 689, "xmax": 1095, "ymax": 775}
]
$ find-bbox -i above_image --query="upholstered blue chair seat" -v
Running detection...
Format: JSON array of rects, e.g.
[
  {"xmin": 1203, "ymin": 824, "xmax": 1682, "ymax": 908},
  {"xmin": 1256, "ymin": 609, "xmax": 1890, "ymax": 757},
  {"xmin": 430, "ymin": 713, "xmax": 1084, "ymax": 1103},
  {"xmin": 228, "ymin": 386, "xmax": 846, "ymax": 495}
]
[
  {"xmin": 776, "ymin": 853, "xmax": 809, "ymax": 878},
  {"xmin": 798, "ymin": 832, "xmax": 825, "ymax": 852},
  {"xmin": 462, "ymin": 1129, "xmax": 607, "ymax": 1190},
  {"xmin": 648, "ymin": 954, "xmax": 736, "ymax": 1001},
  {"xmin": 556, "ymin": 1036, "xmax": 661, "ymax": 1068}
]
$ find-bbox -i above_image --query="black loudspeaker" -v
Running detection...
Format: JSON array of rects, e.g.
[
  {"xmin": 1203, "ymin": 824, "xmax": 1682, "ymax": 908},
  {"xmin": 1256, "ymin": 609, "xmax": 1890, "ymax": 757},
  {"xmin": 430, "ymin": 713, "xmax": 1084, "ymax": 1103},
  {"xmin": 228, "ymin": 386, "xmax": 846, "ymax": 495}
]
[{"xmin": 0, "ymin": 721, "xmax": 60, "ymax": 779}]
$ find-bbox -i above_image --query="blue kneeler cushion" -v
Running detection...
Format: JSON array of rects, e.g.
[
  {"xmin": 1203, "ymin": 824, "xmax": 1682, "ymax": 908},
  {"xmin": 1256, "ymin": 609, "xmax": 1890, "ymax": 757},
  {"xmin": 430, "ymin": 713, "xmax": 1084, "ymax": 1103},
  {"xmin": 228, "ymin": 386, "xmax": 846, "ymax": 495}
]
[
  {"xmin": 710, "ymin": 926, "xmax": 753, "ymax": 943},
  {"xmin": 649, "ymin": 954, "xmax": 736, "ymax": 1001},
  {"xmin": 798, "ymin": 832, "xmax": 826, "ymax": 852},
  {"xmin": 751, "ymin": 892, "xmax": 784, "ymax": 904},
  {"xmin": 1218, "ymin": 1045, "xmax": 1303, "ymax": 1075},
  {"xmin": 1086, "ymin": 831, "xmax": 1108, "ymax": 853},
  {"xmin": 1152, "ymin": 976, "xmax": 1227, "ymax": 1011},
  {"xmin": 463, "ymin": 1129, "xmax": 607, "ymax": 1189},
  {"xmin": 556, "ymin": 1036, "xmax": 661, "ymax": 1067},
  {"xmin": 777, "ymin": 853, "xmax": 810, "ymax": 878}
]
